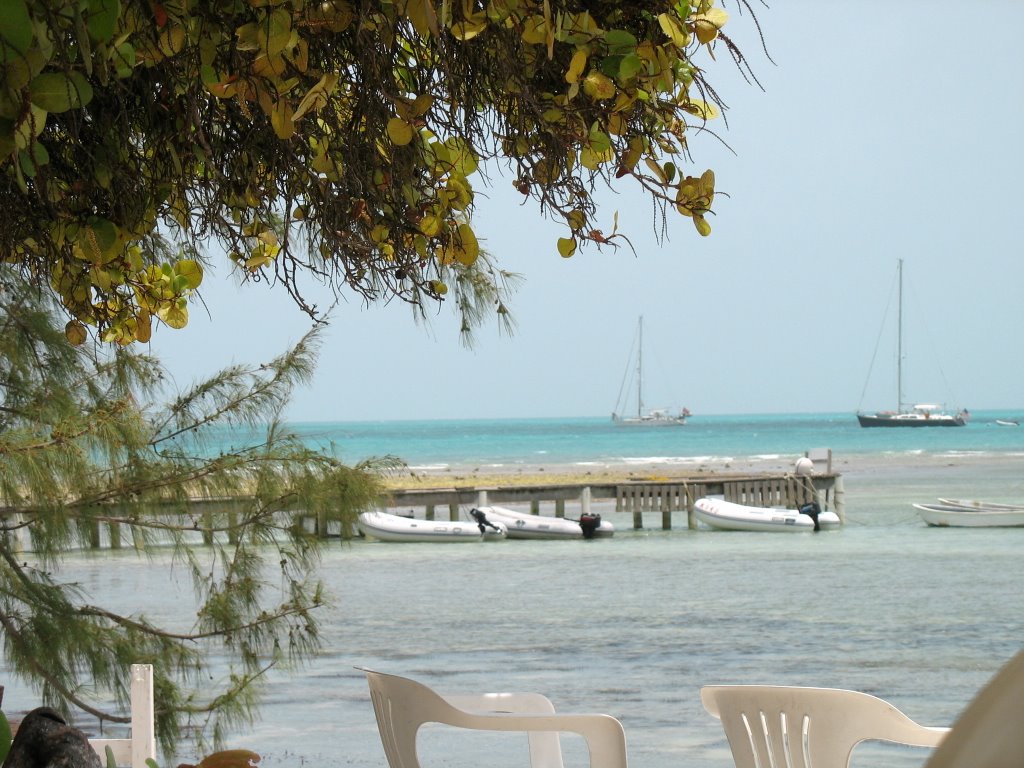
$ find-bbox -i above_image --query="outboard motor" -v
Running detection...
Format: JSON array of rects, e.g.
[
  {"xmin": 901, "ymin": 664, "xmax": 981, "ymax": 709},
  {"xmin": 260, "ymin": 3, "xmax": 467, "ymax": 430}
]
[
  {"xmin": 578, "ymin": 512, "xmax": 602, "ymax": 539},
  {"xmin": 470, "ymin": 508, "xmax": 502, "ymax": 534},
  {"xmin": 799, "ymin": 501, "xmax": 822, "ymax": 531}
]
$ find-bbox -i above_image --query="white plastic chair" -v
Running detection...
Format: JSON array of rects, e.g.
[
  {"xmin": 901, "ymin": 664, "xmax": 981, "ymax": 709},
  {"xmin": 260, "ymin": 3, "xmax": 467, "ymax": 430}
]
[
  {"xmin": 919, "ymin": 648, "xmax": 1024, "ymax": 768},
  {"xmin": 360, "ymin": 668, "xmax": 628, "ymax": 768},
  {"xmin": 87, "ymin": 664, "xmax": 156, "ymax": 768},
  {"xmin": 700, "ymin": 684, "xmax": 948, "ymax": 768}
]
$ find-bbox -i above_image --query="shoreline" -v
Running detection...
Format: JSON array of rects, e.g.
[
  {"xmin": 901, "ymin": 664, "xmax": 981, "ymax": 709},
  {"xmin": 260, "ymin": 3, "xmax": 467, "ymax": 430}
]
[{"xmin": 381, "ymin": 450, "xmax": 1024, "ymax": 491}]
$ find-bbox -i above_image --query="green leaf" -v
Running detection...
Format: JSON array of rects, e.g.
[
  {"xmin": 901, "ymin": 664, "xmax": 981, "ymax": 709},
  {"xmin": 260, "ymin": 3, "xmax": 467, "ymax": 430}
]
[
  {"xmin": 618, "ymin": 53, "xmax": 643, "ymax": 81},
  {"xmin": 175, "ymin": 258, "xmax": 203, "ymax": 289},
  {"xmin": 86, "ymin": 0, "xmax": 120, "ymax": 43},
  {"xmin": 0, "ymin": 0, "xmax": 33, "ymax": 62},
  {"xmin": 0, "ymin": 711, "xmax": 12, "ymax": 764},
  {"xmin": 265, "ymin": 8, "xmax": 292, "ymax": 56},
  {"xmin": 557, "ymin": 236, "xmax": 577, "ymax": 257},
  {"xmin": 604, "ymin": 29, "xmax": 637, "ymax": 55},
  {"xmin": 29, "ymin": 71, "xmax": 94, "ymax": 113}
]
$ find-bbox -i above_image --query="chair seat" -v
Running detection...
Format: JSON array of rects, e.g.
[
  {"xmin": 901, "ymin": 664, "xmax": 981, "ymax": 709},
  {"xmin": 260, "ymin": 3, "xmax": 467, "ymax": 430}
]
[
  {"xmin": 359, "ymin": 668, "xmax": 629, "ymax": 768},
  {"xmin": 701, "ymin": 684, "xmax": 948, "ymax": 768}
]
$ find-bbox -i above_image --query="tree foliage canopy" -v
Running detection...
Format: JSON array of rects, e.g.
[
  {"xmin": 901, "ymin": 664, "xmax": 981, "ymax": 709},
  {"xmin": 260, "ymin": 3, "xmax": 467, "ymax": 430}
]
[
  {"xmin": 0, "ymin": 0, "xmax": 757, "ymax": 345},
  {"xmin": 0, "ymin": 269, "xmax": 392, "ymax": 753}
]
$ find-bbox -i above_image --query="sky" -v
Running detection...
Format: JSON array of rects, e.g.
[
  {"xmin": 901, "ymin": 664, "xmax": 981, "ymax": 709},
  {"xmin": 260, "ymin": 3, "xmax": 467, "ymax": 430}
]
[{"xmin": 147, "ymin": 1, "xmax": 1024, "ymax": 422}]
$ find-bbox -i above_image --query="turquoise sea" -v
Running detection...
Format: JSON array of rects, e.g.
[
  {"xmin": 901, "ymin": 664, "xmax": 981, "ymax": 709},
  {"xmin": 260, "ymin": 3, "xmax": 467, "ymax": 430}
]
[
  {"xmin": 4, "ymin": 411, "xmax": 1024, "ymax": 768},
  {"xmin": 265, "ymin": 409, "xmax": 1024, "ymax": 472}
]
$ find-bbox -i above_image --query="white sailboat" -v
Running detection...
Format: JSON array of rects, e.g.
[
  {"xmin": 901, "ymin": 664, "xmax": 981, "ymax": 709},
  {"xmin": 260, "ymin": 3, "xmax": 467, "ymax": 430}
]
[
  {"xmin": 857, "ymin": 260, "xmax": 968, "ymax": 428},
  {"xmin": 611, "ymin": 315, "xmax": 689, "ymax": 426}
]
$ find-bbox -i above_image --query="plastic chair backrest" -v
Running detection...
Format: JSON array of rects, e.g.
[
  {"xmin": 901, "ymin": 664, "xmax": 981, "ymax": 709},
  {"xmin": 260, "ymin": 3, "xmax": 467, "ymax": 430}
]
[
  {"xmin": 87, "ymin": 664, "xmax": 156, "ymax": 768},
  {"xmin": 700, "ymin": 685, "xmax": 948, "ymax": 768},
  {"xmin": 921, "ymin": 648, "xmax": 1024, "ymax": 768},
  {"xmin": 360, "ymin": 668, "xmax": 628, "ymax": 768}
]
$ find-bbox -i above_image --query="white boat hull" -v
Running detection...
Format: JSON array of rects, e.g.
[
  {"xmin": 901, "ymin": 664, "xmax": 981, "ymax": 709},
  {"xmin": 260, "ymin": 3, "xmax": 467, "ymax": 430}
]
[
  {"xmin": 937, "ymin": 498, "xmax": 1024, "ymax": 512},
  {"xmin": 472, "ymin": 506, "xmax": 614, "ymax": 539},
  {"xmin": 357, "ymin": 511, "xmax": 506, "ymax": 542},
  {"xmin": 694, "ymin": 498, "xmax": 841, "ymax": 532},
  {"xmin": 913, "ymin": 503, "xmax": 1024, "ymax": 528}
]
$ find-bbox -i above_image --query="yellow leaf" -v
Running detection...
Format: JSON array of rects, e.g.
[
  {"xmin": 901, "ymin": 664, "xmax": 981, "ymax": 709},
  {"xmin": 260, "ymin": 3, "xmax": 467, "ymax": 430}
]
[
  {"xmin": 582, "ymin": 71, "xmax": 615, "ymax": 100},
  {"xmin": 387, "ymin": 117, "xmax": 414, "ymax": 145},
  {"xmin": 157, "ymin": 303, "xmax": 189, "ymax": 329},
  {"xmin": 65, "ymin": 320, "xmax": 88, "ymax": 346},
  {"xmin": 681, "ymin": 99, "xmax": 720, "ymax": 120},
  {"xmin": 448, "ymin": 222, "xmax": 479, "ymax": 266},
  {"xmin": 693, "ymin": 9, "xmax": 728, "ymax": 45},
  {"xmin": 412, "ymin": 94, "xmax": 434, "ymax": 116},
  {"xmin": 557, "ymin": 236, "xmax": 577, "ymax": 258},
  {"xmin": 270, "ymin": 98, "xmax": 295, "ymax": 139},
  {"xmin": 565, "ymin": 209, "xmax": 585, "ymax": 231},
  {"xmin": 565, "ymin": 49, "xmax": 587, "ymax": 84},
  {"xmin": 693, "ymin": 215, "xmax": 711, "ymax": 236},
  {"xmin": 176, "ymin": 259, "xmax": 204, "ymax": 289},
  {"xmin": 292, "ymin": 73, "xmax": 339, "ymax": 121},
  {"xmin": 418, "ymin": 213, "xmax": 442, "ymax": 237},
  {"xmin": 135, "ymin": 310, "xmax": 153, "ymax": 343},
  {"xmin": 451, "ymin": 17, "xmax": 487, "ymax": 40},
  {"xmin": 657, "ymin": 13, "xmax": 687, "ymax": 48},
  {"xmin": 520, "ymin": 15, "xmax": 547, "ymax": 44}
]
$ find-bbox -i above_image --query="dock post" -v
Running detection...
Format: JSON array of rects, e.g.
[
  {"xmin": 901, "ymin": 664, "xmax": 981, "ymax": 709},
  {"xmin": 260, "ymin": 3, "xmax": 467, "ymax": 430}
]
[
  {"xmin": 531, "ymin": 499, "xmax": 540, "ymax": 515},
  {"xmin": 834, "ymin": 474, "xmax": 846, "ymax": 522},
  {"xmin": 448, "ymin": 503, "xmax": 458, "ymax": 521},
  {"xmin": 581, "ymin": 486, "xmax": 592, "ymax": 516},
  {"xmin": 425, "ymin": 505, "xmax": 435, "ymax": 520},
  {"xmin": 555, "ymin": 499, "xmax": 565, "ymax": 518},
  {"xmin": 686, "ymin": 484, "xmax": 697, "ymax": 530},
  {"xmin": 661, "ymin": 488, "xmax": 672, "ymax": 530},
  {"xmin": 477, "ymin": 490, "xmax": 488, "ymax": 507}
]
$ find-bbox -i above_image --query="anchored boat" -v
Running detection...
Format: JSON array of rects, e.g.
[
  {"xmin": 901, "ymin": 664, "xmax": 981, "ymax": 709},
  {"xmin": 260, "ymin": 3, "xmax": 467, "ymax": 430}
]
[{"xmin": 694, "ymin": 497, "xmax": 841, "ymax": 532}]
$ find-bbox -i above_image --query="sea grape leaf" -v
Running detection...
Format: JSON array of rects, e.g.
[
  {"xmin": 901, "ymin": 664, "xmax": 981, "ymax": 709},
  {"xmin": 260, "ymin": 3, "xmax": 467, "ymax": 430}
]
[
  {"xmin": 29, "ymin": 71, "xmax": 94, "ymax": 112},
  {"xmin": 0, "ymin": 0, "xmax": 33, "ymax": 61},
  {"xmin": 87, "ymin": 0, "xmax": 120, "ymax": 43}
]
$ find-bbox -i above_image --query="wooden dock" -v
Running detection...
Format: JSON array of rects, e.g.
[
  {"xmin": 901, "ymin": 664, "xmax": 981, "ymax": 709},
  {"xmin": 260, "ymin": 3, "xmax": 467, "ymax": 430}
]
[
  {"xmin": 383, "ymin": 470, "xmax": 844, "ymax": 531},
  {"xmin": 1, "ymin": 468, "xmax": 843, "ymax": 550}
]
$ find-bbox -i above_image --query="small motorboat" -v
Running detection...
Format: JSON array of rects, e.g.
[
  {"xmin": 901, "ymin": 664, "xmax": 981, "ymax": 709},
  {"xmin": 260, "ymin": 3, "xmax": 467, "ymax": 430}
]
[
  {"xmin": 995, "ymin": 419, "xmax": 1019, "ymax": 426},
  {"xmin": 357, "ymin": 511, "xmax": 506, "ymax": 542},
  {"xmin": 470, "ymin": 506, "xmax": 614, "ymax": 539},
  {"xmin": 694, "ymin": 498, "xmax": 841, "ymax": 532},
  {"xmin": 914, "ymin": 502, "xmax": 1024, "ymax": 528},
  {"xmin": 937, "ymin": 498, "xmax": 1024, "ymax": 511}
]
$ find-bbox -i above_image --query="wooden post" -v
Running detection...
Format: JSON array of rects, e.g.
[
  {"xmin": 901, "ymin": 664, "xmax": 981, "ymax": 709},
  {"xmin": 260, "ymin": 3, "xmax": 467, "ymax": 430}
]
[
  {"xmin": 425, "ymin": 505, "xmax": 435, "ymax": 520},
  {"xmin": 109, "ymin": 521, "xmax": 122, "ymax": 549},
  {"xmin": 834, "ymin": 474, "xmax": 846, "ymax": 522},
  {"xmin": 448, "ymin": 503, "xmax": 458, "ymax": 522},
  {"xmin": 555, "ymin": 499, "xmax": 565, "ymax": 518},
  {"xmin": 531, "ymin": 499, "xmax": 540, "ymax": 515}
]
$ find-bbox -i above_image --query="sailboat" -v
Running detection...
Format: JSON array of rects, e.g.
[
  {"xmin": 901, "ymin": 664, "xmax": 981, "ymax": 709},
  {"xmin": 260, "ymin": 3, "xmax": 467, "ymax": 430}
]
[
  {"xmin": 611, "ymin": 316, "xmax": 690, "ymax": 426},
  {"xmin": 856, "ymin": 260, "xmax": 968, "ymax": 428}
]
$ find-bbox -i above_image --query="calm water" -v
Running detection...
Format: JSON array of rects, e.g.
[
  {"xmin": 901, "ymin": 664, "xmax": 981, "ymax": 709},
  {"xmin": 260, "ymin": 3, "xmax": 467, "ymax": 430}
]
[{"xmin": 4, "ymin": 413, "xmax": 1024, "ymax": 768}]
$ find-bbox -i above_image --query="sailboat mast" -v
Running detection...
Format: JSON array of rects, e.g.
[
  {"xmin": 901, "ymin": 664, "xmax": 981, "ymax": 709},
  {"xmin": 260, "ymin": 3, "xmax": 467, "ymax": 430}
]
[
  {"xmin": 637, "ymin": 315, "xmax": 644, "ymax": 418},
  {"xmin": 897, "ymin": 258, "xmax": 904, "ymax": 412}
]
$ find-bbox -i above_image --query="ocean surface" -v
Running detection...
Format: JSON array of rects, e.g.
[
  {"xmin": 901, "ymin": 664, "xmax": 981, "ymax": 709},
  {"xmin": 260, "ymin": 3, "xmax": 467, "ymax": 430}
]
[
  {"xmin": 4, "ymin": 411, "xmax": 1024, "ymax": 768},
  {"xmin": 233, "ymin": 409, "xmax": 1024, "ymax": 473}
]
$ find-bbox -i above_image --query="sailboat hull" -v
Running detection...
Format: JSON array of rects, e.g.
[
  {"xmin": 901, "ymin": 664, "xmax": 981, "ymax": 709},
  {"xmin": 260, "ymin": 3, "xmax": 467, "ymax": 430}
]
[
  {"xmin": 612, "ymin": 412, "xmax": 688, "ymax": 426},
  {"xmin": 857, "ymin": 412, "xmax": 967, "ymax": 427}
]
